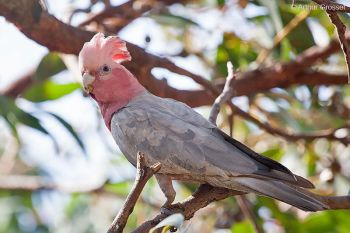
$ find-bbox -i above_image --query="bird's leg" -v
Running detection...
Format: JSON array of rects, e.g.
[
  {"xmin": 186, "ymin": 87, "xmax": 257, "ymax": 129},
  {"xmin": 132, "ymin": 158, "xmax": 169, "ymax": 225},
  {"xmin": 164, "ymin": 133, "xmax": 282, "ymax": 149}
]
[{"xmin": 155, "ymin": 174, "xmax": 176, "ymax": 207}]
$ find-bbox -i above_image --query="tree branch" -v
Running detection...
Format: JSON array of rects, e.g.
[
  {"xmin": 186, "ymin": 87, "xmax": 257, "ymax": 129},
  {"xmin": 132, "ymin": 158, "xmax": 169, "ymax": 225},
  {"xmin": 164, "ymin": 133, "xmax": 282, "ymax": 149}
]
[
  {"xmin": 133, "ymin": 185, "xmax": 244, "ymax": 233},
  {"xmin": 209, "ymin": 62, "xmax": 236, "ymax": 123},
  {"xmin": 2, "ymin": 71, "xmax": 35, "ymax": 98},
  {"xmin": 233, "ymin": 106, "xmax": 350, "ymax": 145},
  {"xmin": 1, "ymin": 0, "xmax": 349, "ymax": 105},
  {"xmin": 77, "ymin": 0, "xmax": 187, "ymax": 28},
  {"xmin": 312, "ymin": 0, "xmax": 350, "ymax": 82},
  {"xmin": 0, "ymin": 175, "xmax": 56, "ymax": 191},
  {"xmin": 326, "ymin": 13, "xmax": 350, "ymax": 83},
  {"xmin": 0, "ymin": 175, "xmax": 162, "ymax": 209},
  {"xmin": 1, "ymin": 0, "xmax": 350, "ymax": 146},
  {"xmin": 236, "ymin": 196, "xmax": 264, "ymax": 233},
  {"xmin": 107, "ymin": 152, "xmax": 161, "ymax": 233},
  {"xmin": 78, "ymin": 0, "xmax": 139, "ymax": 27}
]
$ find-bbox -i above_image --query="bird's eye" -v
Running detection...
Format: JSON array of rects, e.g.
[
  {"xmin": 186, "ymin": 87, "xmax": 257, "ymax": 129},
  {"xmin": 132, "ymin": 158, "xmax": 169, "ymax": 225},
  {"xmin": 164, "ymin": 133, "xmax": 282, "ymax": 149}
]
[{"xmin": 100, "ymin": 64, "xmax": 111, "ymax": 75}]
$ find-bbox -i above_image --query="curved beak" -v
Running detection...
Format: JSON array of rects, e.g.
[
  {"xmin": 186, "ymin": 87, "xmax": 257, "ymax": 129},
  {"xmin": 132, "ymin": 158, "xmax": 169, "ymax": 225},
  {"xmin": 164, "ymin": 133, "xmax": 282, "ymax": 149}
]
[{"xmin": 82, "ymin": 73, "xmax": 95, "ymax": 93}]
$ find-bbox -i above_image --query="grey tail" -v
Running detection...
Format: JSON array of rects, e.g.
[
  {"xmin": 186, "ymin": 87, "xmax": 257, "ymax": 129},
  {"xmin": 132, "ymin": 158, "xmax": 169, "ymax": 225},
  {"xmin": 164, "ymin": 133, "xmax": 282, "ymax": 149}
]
[{"xmin": 235, "ymin": 177, "xmax": 329, "ymax": 211}]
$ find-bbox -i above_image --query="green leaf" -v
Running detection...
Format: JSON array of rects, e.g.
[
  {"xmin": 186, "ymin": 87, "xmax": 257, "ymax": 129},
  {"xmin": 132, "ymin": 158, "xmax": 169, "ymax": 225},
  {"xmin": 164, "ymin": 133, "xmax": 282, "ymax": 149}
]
[
  {"xmin": 261, "ymin": 148, "xmax": 284, "ymax": 161},
  {"xmin": 0, "ymin": 95, "xmax": 60, "ymax": 151},
  {"xmin": 217, "ymin": 0, "xmax": 225, "ymax": 7},
  {"xmin": 34, "ymin": 53, "xmax": 66, "ymax": 82},
  {"xmin": 231, "ymin": 220, "xmax": 254, "ymax": 233},
  {"xmin": 65, "ymin": 194, "xmax": 88, "ymax": 219},
  {"xmin": 216, "ymin": 33, "xmax": 257, "ymax": 74},
  {"xmin": 104, "ymin": 182, "xmax": 131, "ymax": 196},
  {"xmin": 305, "ymin": 144, "xmax": 317, "ymax": 176},
  {"xmin": 22, "ymin": 52, "xmax": 76, "ymax": 102},
  {"xmin": 280, "ymin": 38, "xmax": 293, "ymax": 61},
  {"xmin": 0, "ymin": 104, "xmax": 19, "ymax": 140},
  {"xmin": 247, "ymin": 14, "xmax": 269, "ymax": 23},
  {"xmin": 302, "ymin": 212, "xmax": 334, "ymax": 233},
  {"xmin": 46, "ymin": 112, "xmax": 86, "ymax": 153},
  {"xmin": 17, "ymin": 112, "xmax": 49, "ymax": 135},
  {"xmin": 311, "ymin": 10, "xmax": 335, "ymax": 36},
  {"xmin": 23, "ymin": 80, "xmax": 80, "ymax": 102},
  {"xmin": 149, "ymin": 13, "xmax": 199, "ymax": 28},
  {"xmin": 0, "ymin": 95, "xmax": 48, "ymax": 135},
  {"xmin": 279, "ymin": 8, "xmax": 315, "ymax": 53}
]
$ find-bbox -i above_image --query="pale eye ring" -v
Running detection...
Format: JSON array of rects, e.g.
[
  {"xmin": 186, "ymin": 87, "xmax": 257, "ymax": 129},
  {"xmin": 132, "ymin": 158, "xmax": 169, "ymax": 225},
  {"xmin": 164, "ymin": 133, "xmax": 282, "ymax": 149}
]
[{"xmin": 100, "ymin": 64, "xmax": 111, "ymax": 75}]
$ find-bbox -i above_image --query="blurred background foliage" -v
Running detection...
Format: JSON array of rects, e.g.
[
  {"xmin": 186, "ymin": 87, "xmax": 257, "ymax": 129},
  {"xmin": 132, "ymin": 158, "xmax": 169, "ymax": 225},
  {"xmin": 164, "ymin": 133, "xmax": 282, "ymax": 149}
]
[{"xmin": 1, "ymin": 0, "xmax": 350, "ymax": 232}]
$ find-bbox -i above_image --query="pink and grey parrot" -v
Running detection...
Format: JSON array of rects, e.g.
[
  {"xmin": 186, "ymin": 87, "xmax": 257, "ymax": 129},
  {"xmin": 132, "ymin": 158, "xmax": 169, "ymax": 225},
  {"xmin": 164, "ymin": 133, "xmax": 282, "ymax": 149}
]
[{"xmin": 79, "ymin": 33, "xmax": 328, "ymax": 211}]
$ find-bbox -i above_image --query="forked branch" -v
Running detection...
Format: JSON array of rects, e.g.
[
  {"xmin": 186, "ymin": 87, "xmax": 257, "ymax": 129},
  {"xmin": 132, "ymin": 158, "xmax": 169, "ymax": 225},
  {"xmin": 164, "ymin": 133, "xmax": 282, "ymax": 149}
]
[{"xmin": 107, "ymin": 152, "xmax": 161, "ymax": 233}]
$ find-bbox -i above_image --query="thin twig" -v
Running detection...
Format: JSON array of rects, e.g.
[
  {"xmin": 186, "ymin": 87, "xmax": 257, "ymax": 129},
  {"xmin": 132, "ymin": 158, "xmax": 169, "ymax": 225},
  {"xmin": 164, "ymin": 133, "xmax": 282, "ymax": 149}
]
[
  {"xmin": 78, "ymin": 1, "xmax": 137, "ymax": 27},
  {"xmin": 208, "ymin": 63, "xmax": 263, "ymax": 233},
  {"xmin": 312, "ymin": 0, "xmax": 350, "ymax": 83},
  {"xmin": 236, "ymin": 196, "xmax": 264, "ymax": 233},
  {"xmin": 256, "ymin": 10, "xmax": 310, "ymax": 64},
  {"xmin": 205, "ymin": 63, "xmax": 350, "ymax": 145},
  {"xmin": 327, "ymin": 12, "xmax": 350, "ymax": 83},
  {"xmin": 209, "ymin": 62, "xmax": 236, "ymax": 124},
  {"xmin": 234, "ymin": 106, "xmax": 350, "ymax": 145},
  {"xmin": 292, "ymin": 0, "xmax": 295, "ymax": 8},
  {"xmin": 107, "ymin": 152, "xmax": 161, "ymax": 233}
]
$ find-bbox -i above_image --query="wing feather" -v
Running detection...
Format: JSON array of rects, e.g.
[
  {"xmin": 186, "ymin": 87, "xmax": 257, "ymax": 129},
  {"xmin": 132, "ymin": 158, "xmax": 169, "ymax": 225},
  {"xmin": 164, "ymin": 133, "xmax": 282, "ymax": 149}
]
[{"xmin": 111, "ymin": 92, "xmax": 313, "ymax": 188}]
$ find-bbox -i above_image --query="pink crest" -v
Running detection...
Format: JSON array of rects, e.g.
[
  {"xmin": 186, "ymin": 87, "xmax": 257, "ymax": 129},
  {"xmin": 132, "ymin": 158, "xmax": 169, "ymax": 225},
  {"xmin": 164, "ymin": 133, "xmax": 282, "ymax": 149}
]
[{"xmin": 81, "ymin": 33, "xmax": 131, "ymax": 64}]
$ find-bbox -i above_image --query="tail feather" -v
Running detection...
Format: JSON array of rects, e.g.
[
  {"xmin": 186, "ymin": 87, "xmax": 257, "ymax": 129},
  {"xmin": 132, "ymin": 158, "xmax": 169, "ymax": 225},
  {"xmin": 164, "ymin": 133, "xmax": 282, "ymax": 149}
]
[
  {"xmin": 252, "ymin": 170, "xmax": 315, "ymax": 189},
  {"xmin": 235, "ymin": 177, "xmax": 329, "ymax": 211}
]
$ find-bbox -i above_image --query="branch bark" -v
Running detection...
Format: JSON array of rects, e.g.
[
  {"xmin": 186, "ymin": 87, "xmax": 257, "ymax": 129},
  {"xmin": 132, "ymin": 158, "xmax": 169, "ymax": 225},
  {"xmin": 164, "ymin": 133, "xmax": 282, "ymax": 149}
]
[
  {"xmin": 133, "ymin": 185, "xmax": 244, "ymax": 233},
  {"xmin": 107, "ymin": 152, "xmax": 161, "ymax": 233},
  {"xmin": 1, "ymin": 0, "xmax": 349, "ymax": 105},
  {"xmin": 326, "ymin": 12, "xmax": 350, "ymax": 83},
  {"xmin": 209, "ymin": 62, "xmax": 236, "ymax": 123}
]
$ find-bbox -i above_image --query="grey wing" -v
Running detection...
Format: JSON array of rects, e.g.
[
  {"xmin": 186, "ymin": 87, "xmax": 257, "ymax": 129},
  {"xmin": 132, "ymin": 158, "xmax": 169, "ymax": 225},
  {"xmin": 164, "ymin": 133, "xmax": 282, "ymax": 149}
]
[
  {"xmin": 155, "ymin": 97, "xmax": 314, "ymax": 188},
  {"xmin": 112, "ymin": 102, "xmax": 258, "ymax": 179}
]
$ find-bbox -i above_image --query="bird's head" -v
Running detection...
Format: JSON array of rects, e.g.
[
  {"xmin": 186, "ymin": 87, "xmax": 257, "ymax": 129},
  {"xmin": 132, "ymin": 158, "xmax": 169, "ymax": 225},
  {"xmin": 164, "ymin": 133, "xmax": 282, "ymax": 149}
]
[
  {"xmin": 79, "ymin": 33, "xmax": 144, "ymax": 102},
  {"xmin": 79, "ymin": 33, "xmax": 145, "ymax": 128}
]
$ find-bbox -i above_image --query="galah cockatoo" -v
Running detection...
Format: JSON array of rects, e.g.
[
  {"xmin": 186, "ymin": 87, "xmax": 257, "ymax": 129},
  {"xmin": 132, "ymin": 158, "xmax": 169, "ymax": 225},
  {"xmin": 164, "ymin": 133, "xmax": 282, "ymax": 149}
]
[{"xmin": 79, "ymin": 33, "xmax": 328, "ymax": 211}]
